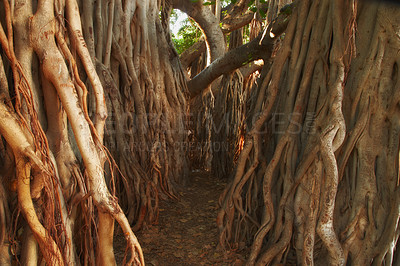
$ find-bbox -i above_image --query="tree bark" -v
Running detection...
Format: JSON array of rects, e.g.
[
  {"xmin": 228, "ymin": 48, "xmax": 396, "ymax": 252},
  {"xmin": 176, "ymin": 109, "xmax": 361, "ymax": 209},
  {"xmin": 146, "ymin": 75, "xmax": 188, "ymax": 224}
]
[{"xmin": 217, "ymin": 0, "xmax": 400, "ymax": 264}]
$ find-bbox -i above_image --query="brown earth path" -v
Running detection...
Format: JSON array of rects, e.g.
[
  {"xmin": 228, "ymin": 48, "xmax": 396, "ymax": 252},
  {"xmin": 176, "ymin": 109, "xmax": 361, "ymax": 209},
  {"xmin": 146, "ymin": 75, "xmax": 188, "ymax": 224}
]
[{"xmin": 115, "ymin": 170, "xmax": 246, "ymax": 265}]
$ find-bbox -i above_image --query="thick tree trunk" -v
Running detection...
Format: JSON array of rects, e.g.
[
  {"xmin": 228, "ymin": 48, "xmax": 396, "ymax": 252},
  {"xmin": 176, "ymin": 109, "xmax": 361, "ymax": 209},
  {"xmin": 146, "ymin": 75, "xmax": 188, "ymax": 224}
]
[
  {"xmin": 0, "ymin": 0, "xmax": 192, "ymax": 264},
  {"xmin": 0, "ymin": 0, "xmax": 398, "ymax": 264},
  {"xmin": 217, "ymin": 0, "xmax": 400, "ymax": 264},
  {"xmin": 99, "ymin": 0, "xmax": 189, "ymax": 231}
]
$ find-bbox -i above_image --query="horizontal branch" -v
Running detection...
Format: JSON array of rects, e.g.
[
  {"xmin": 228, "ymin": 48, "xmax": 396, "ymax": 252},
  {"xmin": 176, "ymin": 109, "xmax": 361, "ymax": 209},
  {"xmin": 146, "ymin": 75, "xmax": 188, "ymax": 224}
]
[
  {"xmin": 177, "ymin": 0, "xmax": 254, "ymax": 69},
  {"xmin": 187, "ymin": 5, "xmax": 293, "ymax": 98},
  {"xmin": 179, "ymin": 10, "xmax": 253, "ymax": 69},
  {"xmin": 187, "ymin": 35, "xmax": 269, "ymax": 97},
  {"xmin": 240, "ymin": 59, "xmax": 264, "ymax": 79},
  {"xmin": 173, "ymin": 0, "xmax": 225, "ymax": 61},
  {"xmin": 221, "ymin": 10, "xmax": 254, "ymax": 34},
  {"xmin": 180, "ymin": 40, "xmax": 206, "ymax": 69}
]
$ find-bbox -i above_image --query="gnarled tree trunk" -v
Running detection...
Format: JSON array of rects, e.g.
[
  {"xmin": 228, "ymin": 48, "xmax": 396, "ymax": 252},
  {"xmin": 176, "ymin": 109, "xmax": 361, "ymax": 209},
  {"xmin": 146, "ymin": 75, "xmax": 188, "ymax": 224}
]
[
  {"xmin": 217, "ymin": 0, "xmax": 400, "ymax": 264},
  {"xmin": 0, "ymin": 0, "xmax": 189, "ymax": 264}
]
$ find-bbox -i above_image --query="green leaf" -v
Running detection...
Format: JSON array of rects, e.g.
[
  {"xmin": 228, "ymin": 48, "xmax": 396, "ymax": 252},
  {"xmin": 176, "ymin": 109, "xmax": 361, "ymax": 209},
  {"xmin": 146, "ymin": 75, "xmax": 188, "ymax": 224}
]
[
  {"xmin": 172, "ymin": 18, "xmax": 202, "ymax": 55},
  {"xmin": 250, "ymin": 6, "xmax": 257, "ymax": 13},
  {"xmin": 259, "ymin": 9, "xmax": 266, "ymax": 18},
  {"xmin": 203, "ymin": 1, "xmax": 216, "ymax": 6}
]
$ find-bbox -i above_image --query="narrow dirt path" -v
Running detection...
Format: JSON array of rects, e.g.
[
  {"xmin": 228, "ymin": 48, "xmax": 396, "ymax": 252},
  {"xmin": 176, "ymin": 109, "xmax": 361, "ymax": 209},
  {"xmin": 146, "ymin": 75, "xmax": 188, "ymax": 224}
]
[{"xmin": 115, "ymin": 170, "xmax": 246, "ymax": 265}]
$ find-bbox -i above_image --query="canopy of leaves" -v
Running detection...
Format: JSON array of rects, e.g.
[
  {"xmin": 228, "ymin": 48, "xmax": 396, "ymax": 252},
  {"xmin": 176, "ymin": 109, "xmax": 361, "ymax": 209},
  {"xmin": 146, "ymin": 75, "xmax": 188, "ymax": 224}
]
[
  {"xmin": 172, "ymin": 18, "xmax": 202, "ymax": 54},
  {"xmin": 171, "ymin": 0, "xmax": 269, "ymax": 54}
]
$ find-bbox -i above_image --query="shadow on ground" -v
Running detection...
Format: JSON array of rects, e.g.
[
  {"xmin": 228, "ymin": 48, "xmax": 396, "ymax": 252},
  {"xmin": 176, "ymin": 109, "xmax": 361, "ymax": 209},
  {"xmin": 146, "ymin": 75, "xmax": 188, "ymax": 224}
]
[{"xmin": 115, "ymin": 170, "xmax": 247, "ymax": 265}]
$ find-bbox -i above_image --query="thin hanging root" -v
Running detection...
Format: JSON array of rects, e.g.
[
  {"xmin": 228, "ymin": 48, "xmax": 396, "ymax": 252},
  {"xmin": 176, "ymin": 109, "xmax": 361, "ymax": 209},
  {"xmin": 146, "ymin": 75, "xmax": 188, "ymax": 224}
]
[
  {"xmin": 317, "ymin": 125, "xmax": 345, "ymax": 265},
  {"xmin": 114, "ymin": 207, "xmax": 145, "ymax": 265},
  {"xmin": 28, "ymin": 0, "xmax": 144, "ymax": 264},
  {"xmin": 153, "ymin": 166, "xmax": 178, "ymax": 201},
  {"xmin": 317, "ymin": 63, "xmax": 346, "ymax": 265},
  {"xmin": 55, "ymin": 28, "xmax": 112, "ymax": 169},
  {"xmin": 16, "ymin": 156, "xmax": 64, "ymax": 265},
  {"xmin": 302, "ymin": 160, "xmax": 322, "ymax": 265},
  {"xmin": 55, "ymin": 31, "xmax": 92, "ymax": 126},
  {"xmin": 216, "ymin": 0, "xmax": 370, "ymax": 264},
  {"xmin": 0, "ymin": 102, "xmax": 63, "ymax": 265},
  {"xmin": 0, "ymin": 2, "xmax": 72, "ymax": 263},
  {"xmin": 65, "ymin": 0, "xmax": 108, "ymax": 141},
  {"xmin": 217, "ymin": 22, "xmax": 294, "ymax": 243}
]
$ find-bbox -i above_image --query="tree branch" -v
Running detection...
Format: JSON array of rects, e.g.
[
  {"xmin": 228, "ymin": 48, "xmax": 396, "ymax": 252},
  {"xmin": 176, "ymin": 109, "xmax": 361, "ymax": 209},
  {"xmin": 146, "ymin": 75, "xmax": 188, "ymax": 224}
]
[
  {"xmin": 187, "ymin": 5, "xmax": 293, "ymax": 98},
  {"xmin": 172, "ymin": 0, "xmax": 225, "ymax": 62},
  {"xmin": 219, "ymin": 0, "xmax": 258, "ymax": 33},
  {"xmin": 221, "ymin": 11, "xmax": 254, "ymax": 33},
  {"xmin": 177, "ymin": 0, "xmax": 256, "ymax": 71},
  {"xmin": 180, "ymin": 39, "xmax": 206, "ymax": 69},
  {"xmin": 0, "ymin": 102, "xmax": 63, "ymax": 265}
]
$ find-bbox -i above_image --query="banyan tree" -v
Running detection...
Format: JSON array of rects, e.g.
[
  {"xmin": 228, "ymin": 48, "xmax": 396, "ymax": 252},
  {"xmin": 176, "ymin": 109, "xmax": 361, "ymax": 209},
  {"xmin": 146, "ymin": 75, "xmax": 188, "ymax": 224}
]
[{"xmin": 0, "ymin": 0, "xmax": 398, "ymax": 265}]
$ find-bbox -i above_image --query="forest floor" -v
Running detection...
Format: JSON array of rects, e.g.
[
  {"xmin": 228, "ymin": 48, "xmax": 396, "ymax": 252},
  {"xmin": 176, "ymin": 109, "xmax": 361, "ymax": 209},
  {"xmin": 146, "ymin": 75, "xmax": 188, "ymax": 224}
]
[{"xmin": 115, "ymin": 170, "xmax": 247, "ymax": 265}]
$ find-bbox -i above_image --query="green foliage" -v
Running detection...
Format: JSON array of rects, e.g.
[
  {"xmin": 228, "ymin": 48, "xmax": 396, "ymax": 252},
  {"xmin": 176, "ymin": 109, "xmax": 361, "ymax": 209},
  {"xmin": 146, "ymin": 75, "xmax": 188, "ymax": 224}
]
[
  {"xmin": 247, "ymin": 0, "xmax": 268, "ymax": 19},
  {"xmin": 172, "ymin": 19, "xmax": 202, "ymax": 54},
  {"xmin": 248, "ymin": 0, "xmax": 255, "ymax": 7},
  {"xmin": 170, "ymin": 0, "xmax": 269, "ymax": 54},
  {"xmin": 259, "ymin": 9, "xmax": 266, "ymax": 18},
  {"xmin": 170, "ymin": 9, "xmax": 179, "ymax": 25},
  {"xmin": 249, "ymin": 6, "xmax": 258, "ymax": 13},
  {"xmin": 203, "ymin": 1, "xmax": 216, "ymax": 6}
]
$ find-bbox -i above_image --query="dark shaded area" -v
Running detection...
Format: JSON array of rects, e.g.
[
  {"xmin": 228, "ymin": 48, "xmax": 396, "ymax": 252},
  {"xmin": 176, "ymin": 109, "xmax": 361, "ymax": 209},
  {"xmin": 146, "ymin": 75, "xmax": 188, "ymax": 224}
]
[
  {"xmin": 361, "ymin": 0, "xmax": 400, "ymax": 4},
  {"xmin": 114, "ymin": 170, "xmax": 247, "ymax": 265}
]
